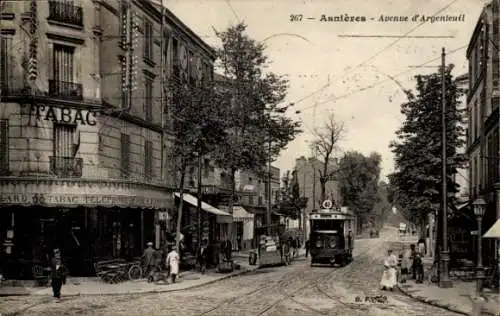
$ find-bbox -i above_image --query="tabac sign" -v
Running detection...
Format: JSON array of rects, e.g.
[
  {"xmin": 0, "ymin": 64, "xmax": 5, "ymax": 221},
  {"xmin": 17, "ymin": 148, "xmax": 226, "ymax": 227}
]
[{"xmin": 29, "ymin": 104, "xmax": 97, "ymax": 126}]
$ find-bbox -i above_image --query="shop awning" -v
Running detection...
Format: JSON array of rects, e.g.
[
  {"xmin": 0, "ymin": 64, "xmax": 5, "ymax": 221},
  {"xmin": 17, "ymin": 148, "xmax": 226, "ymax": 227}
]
[
  {"xmin": 483, "ymin": 219, "xmax": 500, "ymax": 238},
  {"xmin": 220, "ymin": 206, "xmax": 254, "ymax": 222},
  {"xmin": 174, "ymin": 193, "xmax": 231, "ymax": 217}
]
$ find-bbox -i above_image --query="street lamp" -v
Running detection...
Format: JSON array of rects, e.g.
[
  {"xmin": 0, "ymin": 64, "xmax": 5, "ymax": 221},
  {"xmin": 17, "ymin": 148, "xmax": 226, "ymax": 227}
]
[{"xmin": 473, "ymin": 197, "xmax": 486, "ymax": 297}]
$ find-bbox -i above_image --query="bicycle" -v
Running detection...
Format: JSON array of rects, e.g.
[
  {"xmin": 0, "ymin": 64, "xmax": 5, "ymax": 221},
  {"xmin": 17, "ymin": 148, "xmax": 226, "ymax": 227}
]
[{"xmin": 127, "ymin": 262, "xmax": 143, "ymax": 281}]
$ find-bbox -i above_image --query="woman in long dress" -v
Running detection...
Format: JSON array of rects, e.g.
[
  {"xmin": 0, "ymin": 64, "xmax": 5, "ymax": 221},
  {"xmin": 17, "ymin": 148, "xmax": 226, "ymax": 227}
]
[{"xmin": 380, "ymin": 249, "xmax": 398, "ymax": 291}]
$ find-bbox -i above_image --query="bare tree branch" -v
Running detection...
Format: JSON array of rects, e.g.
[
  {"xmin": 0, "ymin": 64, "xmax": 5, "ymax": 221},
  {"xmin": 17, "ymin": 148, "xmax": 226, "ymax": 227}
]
[{"xmin": 309, "ymin": 112, "xmax": 345, "ymax": 202}]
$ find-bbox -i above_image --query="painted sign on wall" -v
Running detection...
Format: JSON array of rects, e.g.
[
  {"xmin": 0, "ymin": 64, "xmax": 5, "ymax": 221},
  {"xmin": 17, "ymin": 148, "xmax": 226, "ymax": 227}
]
[{"xmin": 29, "ymin": 104, "xmax": 97, "ymax": 125}]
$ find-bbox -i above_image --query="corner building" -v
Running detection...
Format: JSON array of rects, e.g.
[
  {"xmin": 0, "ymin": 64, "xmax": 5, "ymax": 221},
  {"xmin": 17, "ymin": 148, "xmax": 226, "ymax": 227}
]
[{"xmin": 0, "ymin": 0, "xmax": 215, "ymax": 276}]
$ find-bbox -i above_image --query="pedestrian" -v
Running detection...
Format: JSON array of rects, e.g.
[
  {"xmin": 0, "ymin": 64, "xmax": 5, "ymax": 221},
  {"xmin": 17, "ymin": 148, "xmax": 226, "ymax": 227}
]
[
  {"xmin": 197, "ymin": 239, "xmax": 208, "ymax": 274},
  {"xmin": 237, "ymin": 235, "xmax": 242, "ymax": 252},
  {"xmin": 223, "ymin": 239, "xmax": 232, "ymax": 261},
  {"xmin": 142, "ymin": 242, "xmax": 155, "ymax": 277},
  {"xmin": 51, "ymin": 248, "xmax": 65, "ymax": 301},
  {"xmin": 413, "ymin": 253, "xmax": 424, "ymax": 283},
  {"xmin": 295, "ymin": 237, "xmax": 301, "ymax": 257},
  {"xmin": 380, "ymin": 249, "xmax": 397, "ymax": 291},
  {"xmin": 417, "ymin": 237, "xmax": 426, "ymax": 256},
  {"xmin": 305, "ymin": 239, "xmax": 310, "ymax": 258},
  {"xmin": 288, "ymin": 236, "xmax": 295, "ymax": 258},
  {"xmin": 410, "ymin": 244, "xmax": 417, "ymax": 280},
  {"xmin": 166, "ymin": 245, "xmax": 180, "ymax": 283}
]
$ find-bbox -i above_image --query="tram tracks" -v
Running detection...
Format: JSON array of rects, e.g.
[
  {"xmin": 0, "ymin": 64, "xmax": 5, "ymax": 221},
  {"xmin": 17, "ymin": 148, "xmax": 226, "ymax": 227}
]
[{"xmin": 255, "ymin": 256, "xmax": 373, "ymax": 315}]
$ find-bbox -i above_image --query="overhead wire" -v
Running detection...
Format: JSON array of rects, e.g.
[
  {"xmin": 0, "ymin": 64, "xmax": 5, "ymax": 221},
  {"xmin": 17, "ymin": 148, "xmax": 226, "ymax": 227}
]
[
  {"xmin": 296, "ymin": 44, "xmax": 467, "ymax": 113},
  {"xmin": 287, "ymin": 0, "xmax": 460, "ymax": 108}
]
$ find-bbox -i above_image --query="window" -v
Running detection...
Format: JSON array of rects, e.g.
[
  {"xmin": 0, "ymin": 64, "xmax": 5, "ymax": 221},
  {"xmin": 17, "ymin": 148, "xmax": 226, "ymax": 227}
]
[
  {"xmin": 474, "ymin": 101, "xmax": 479, "ymax": 140},
  {"xmin": 203, "ymin": 158, "xmax": 210, "ymax": 178},
  {"xmin": 53, "ymin": 44, "xmax": 75, "ymax": 83},
  {"xmin": 172, "ymin": 38, "xmax": 179, "ymax": 77},
  {"xmin": 51, "ymin": 44, "xmax": 80, "ymax": 99},
  {"xmin": 0, "ymin": 36, "xmax": 10, "ymax": 92},
  {"xmin": 188, "ymin": 50, "xmax": 194, "ymax": 84},
  {"xmin": 249, "ymin": 195, "xmax": 254, "ymax": 205},
  {"xmin": 144, "ymin": 140, "xmax": 153, "ymax": 181},
  {"xmin": 144, "ymin": 20, "xmax": 153, "ymax": 61},
  {"xmin": 144, "ymin": 78, "xmax": 153, "ymax": 121},
  {"xmin": 120, "ymin": 134, "xmax": 130, "ymax": 178},
  {"xmin": 0, "ymin": 120, "xmax": 9, "ymax": 175},
  {"xmin": 53, "ymin": 123, "xmax": 76, "ymax": 158}
]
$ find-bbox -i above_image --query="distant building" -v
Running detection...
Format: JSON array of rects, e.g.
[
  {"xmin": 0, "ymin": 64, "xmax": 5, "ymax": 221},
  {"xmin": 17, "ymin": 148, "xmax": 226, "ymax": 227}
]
[{"xmin": 294, "ymin": 156, "xmax": 341, "ymax": 237}]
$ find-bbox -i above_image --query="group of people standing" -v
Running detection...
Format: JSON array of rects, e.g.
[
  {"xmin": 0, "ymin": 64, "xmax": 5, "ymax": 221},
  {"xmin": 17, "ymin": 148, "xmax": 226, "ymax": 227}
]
[{"xmin": 380, "ymin": 243, "xmax": 425, "ymax": 291}]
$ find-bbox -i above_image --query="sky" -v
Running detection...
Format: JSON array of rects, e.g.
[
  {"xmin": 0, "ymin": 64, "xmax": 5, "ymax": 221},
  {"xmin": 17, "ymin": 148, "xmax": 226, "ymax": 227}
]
[{"xmin": 163, "ymin": 0, "xmax": 488, "ymax": 180}]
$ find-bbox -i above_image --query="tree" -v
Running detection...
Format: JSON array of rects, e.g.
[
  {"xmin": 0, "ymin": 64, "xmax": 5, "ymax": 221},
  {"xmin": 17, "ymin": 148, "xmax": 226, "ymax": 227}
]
[
  {"xmin": 388, "ymin": 65, "xmax": 465, "ymax": 232},
  {"xmin": 336, "ymin": 151, "xmax": 382, "ymax": 231},
  {"xmin": 212, "ymin": 23, "xmax": 302, "ymax": 231},
  {"xmin": 169, "ymin": 77, "xmax": 229, "ymax": 251},
  {"xmin": 310, "ymin": 112, "xmax": 345, "ymax": 203},
  {"xmin": 278, "ymin": 170, "xmax": 308, "ymax": 226}
]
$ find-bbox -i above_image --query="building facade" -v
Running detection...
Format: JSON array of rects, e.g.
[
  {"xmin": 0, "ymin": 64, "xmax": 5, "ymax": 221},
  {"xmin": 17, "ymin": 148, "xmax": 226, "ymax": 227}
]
[
  {"xmin": 0, "ymin": 0, "xmax": 216, "ymax": 276},
  {"xmin": 466, "ymin": 0, "xmax": 499, "ymax": 264},
  {"xmin": 455, "ymin": 73, "xmax": 470, "ymax": 203},
  {"xmin": 294, "ymin": 156, "xmax": 341, "ymax": 237}
]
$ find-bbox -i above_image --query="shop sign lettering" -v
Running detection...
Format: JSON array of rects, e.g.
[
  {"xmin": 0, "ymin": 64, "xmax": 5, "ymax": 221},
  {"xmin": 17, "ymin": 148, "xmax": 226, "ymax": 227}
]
[
  {"xmin": 0, "ymin": 193, "xmax": 169, "ymax": 208},
  {"xmin": 30, "ymin": 104, "xmax": 97, "ymax": 126}
]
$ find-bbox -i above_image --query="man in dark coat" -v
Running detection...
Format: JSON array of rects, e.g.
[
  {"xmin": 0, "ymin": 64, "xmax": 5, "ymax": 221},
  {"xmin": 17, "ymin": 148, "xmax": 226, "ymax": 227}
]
[
  {"xmin": 197, "ymin": 239, "xmax": 208, "ymax": 273},
  {"xmin": 51, "ymin": 249, "xmax": 65, "ymax": 300},
  {"xmin": 223, "ymin": 239, "xmax": 232, "ymax": 261},
  {"xmin": 141, "ymin": 242, "xmax": 155, "ymax": 275}
]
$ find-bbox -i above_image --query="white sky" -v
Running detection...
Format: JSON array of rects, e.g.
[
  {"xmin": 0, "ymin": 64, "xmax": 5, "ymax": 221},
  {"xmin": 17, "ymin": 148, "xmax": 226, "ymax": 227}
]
[{"xmin": 164, "ymin": 0, "xmax": 488, "ymax": 180}]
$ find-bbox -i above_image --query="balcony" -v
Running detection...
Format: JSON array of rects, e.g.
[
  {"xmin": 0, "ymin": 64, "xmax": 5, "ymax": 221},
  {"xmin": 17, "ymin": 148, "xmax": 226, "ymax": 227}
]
[
  {"xmin": 49, "ymin": 80, "xmax": 83, "ymax": 100},
  {"xmin": 50, "ymin": 156, "xmax": 83, "ymax": 178},
  {"xmin": 48, "ymin": 1, "xmax": 83, "ymax": 27}
]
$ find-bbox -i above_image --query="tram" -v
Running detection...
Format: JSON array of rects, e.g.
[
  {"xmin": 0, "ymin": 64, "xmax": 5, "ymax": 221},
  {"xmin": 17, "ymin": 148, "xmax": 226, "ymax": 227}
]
[{"xmin": 309, "ymin": 200, "xmax": 356, "ymax": 267}]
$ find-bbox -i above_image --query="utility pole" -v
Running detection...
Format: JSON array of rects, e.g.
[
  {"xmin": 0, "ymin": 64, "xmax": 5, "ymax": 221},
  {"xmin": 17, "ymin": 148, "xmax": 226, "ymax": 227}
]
[
  {"xmin": 439, "ymin": 47, "xmax": 452, "ymax": 288},
  {"xmin": 312, "ymin": 163, "xmax": 316, "ymax": 210},
  {"xmin": 266, "ymin": 141, "xmax": 272, "ymax": 235},
  {"xmin": 197, "ymin": 153, "xmax": 202, "ymax": 248}
]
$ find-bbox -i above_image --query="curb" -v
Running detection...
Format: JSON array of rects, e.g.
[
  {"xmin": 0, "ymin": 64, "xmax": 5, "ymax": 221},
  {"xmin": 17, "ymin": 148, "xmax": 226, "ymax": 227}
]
[
  {"xmin": 396, "ymin": 284, "xmax": 469, "ymax": 315},
  {"xmin": 396, "ymin": 284, "xmax": 498, "ymax": 316},
  {"xmin": 0, "ymin": 267, "xmax": 256, "ymax": 298}
]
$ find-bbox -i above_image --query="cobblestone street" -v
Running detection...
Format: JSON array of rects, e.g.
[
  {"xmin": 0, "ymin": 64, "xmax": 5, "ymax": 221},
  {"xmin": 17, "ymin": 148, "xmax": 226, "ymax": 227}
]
[{"xmin": 0, "ymin": 230, "xmax": 465, "ymax": 316}]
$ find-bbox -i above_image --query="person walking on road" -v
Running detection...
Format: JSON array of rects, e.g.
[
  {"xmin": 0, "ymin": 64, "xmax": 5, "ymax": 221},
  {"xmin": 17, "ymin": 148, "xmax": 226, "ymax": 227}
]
[
  {"xmin": 51, "ymin": 248, "xmax": 65, "ymax": 301},
  {"xmin": 197, "ymin": 239, "xmax": 208, "ymax": 274},
  {"xmin": 305, "ymin": 239, "xmax": 310, "ymax": 258},
  {"xmin": 166, "ymin": 245, "xmax": 180, "ymax": 283}
]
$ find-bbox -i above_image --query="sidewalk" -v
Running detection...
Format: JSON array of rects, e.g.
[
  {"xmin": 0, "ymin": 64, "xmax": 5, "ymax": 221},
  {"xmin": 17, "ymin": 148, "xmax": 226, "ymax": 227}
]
[
  {"xmin": 397, "ymin": 260, "xmax": 499, "ymax": 316},
  {"xmin": 0, "ymin": 255, "xmax": 257, "ymax": 297}
]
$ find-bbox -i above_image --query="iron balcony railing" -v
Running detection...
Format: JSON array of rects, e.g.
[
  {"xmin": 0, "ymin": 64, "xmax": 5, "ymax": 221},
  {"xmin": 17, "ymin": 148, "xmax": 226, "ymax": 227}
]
[
  {"xmin": 50, "ymin": 156, "xmax": 83, "ymax": 178},
  {"xmin": 48, "ymin": 1, "xmax": 83, "ymax": 27},
  {"xmin": 49, "ymin": 80, "xmax": 83, "ymax": 100}
]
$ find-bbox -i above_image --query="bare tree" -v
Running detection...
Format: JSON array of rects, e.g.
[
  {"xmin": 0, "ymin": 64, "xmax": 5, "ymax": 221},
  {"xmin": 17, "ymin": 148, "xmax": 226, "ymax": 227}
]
[{"xmin": 310, "ymin": 112, "xmax": 345, "ymax": 203}]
